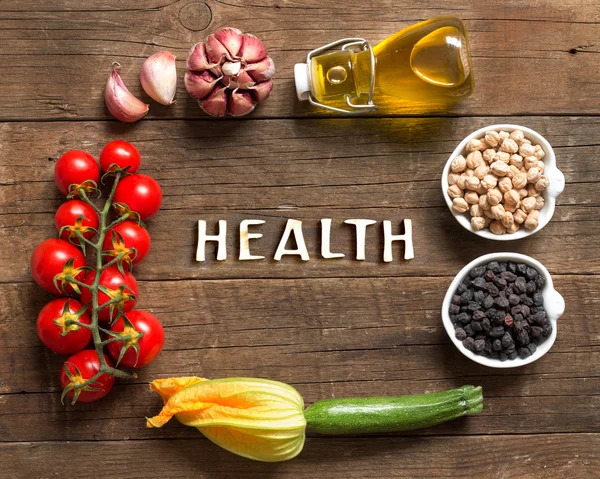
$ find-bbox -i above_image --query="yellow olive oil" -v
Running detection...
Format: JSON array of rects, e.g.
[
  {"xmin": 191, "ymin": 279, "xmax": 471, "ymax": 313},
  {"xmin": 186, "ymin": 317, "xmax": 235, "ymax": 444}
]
[{"xmin": 307, "ymin": 17, "xmax": 473, "ymax": 107}]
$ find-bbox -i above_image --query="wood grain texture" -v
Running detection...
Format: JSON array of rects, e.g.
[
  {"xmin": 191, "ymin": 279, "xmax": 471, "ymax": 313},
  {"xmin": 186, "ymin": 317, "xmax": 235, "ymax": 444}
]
[
  {"xmin": 1, "ymin": 0, "xmax": 599, "ymax": 477},
  {"xmin": 2, "ymin": 435, "xmax": 599, "ymax": 479},
  {"xmin": 0, "ymin": 0, "xmax": 598, "ymax": 120}
]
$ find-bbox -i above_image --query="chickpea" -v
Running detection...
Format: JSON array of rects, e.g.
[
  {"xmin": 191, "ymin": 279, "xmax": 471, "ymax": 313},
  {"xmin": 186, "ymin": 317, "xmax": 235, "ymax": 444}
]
[
  {"xmin": 484, "ymin": 131, "xmax": 501, "ymax": 148},
  {"xmin": 509, "ymin": 129, "xmax": 525, "ymax": 144},
  {"xmin": 518, "ymin": 188, "xmax": 528, "ymax": 199},
  {"xmin": 521, "ymin": 196, "xmax": 537, "ymax": 213},
  {"xmin": 498, "ymin": 131, "xmax": 509, "ymax": 141},
  {"xmin": 498, "ymin": 177, "xmax": 513, "ymax": 193},
  {"xmin": 514, "ymin": 209, "xmax": 527, "ymax": 224},
  {"xmin": 523, "ymin": 156, "xmax": 538, "ymax": 170},
  {"xmin": 535, "ymin": 175, "xmax": 550, "ymax": 191},
  {"xmin": 494, "ymin": 152, "xmax": 511, "ymax": 164},
  {"xmin": 451, "ymin": 155, "xmax": 467, "ymax": 173},
  {"xmin": 487, "ymin": 188, "xmax": 503, "ymax": 206},
  {"xmin": 474, "ymin": 164, "xmax": 490, "ymax": 180},
  {"xmin": 465, "ymin": 176, "xmax": 480, "ymax": 191},
  {"xmin": 466, "ymin": 138, "xmax": 483, "ymax": 152},
  {"xmin": 500, "ymin": 138, "xmax": 519, "ymax": 154},
  {"xmin": 527, "ymin": 184, "xmax": 540, "ymax": 197},
  {"xmin": 448, "ymin": 184, "xmax": 463, "ymax": 199},
  {"xmin": 490, "ymin": 204, "xmax": 506, "ymax": 220},
  {"xmin": 466, "ymin": 150, "xmax": 483, "ymax": 169},
  {"xmin": 484, "ymin": 209, "xmax": 496, "ymax": 220},
  {"xmin": 524, "ymin": 210, "xmax": 540, "ymax": 230},
  {"xmin": 512, "ymin": 172, "xmax": 527, "ymax": 190},
  {"xmin": 502, "ymin": 211, "xmax": 515, "ymax": 229},
  {"xmin": 519, "ymin": 143, "xmax": 535, "ymax": 158},
  {"xmin": 534, "ymin": 144, "xmax": 546, "ymax": 160},
  {"xmin": 509, "ymin": 165, "xmax": 520, "ymax": 178},
  {"xmin": 471, "ymin": 217, "xmax": 487, "ymax": 231},
  {"xmin": 521, "ymin": 138, "xmax": 532, "ymax": 145},
  {"xmin": 505, "ymin": 201, "xmax": 519, "ymax": 213},
  {"xmin": 465, "ymin": 168, "xmax": 475, "ymax": 177},
  {"xmin": 483, "ymin": 148, "xmax": 497, "ymax": 163},
  {"xmin": 452, "ymin": 197, "xmax": 469, "ymax": 213},
  {"xmin": 456, "ymin": 175, "xmax": 467, "ymax": 190},
  {"xmin": 534, "ymin": 196, "xmax": 545, "ymax": 210},
  {"xmin": 448, "ymin": 172, "xmax": 460, "ymax": 185},
  {"xmin": 470, "ymin": 204, "xmax": 484, "ymax": 217},
  {"xmin": 537, "ymin": 160, "xmax": 545, "ymax": 172},
  {"xmin": 481, "ymin": 174, "xmax": 498, "ymax": 190},
  {"xmin": 479, "ymin": 194, "xmax": 491, "ymax": 211},
  {"xmin": 506, "ymin": 223, "xmax": 520, "ymax": 234},
  {"xmin": 491, "ymin": 161, "xmax": 510, "ymax": 177},
  {"xmin": 504, "ymin": 189, "xmax": 520, "ymax": 205},
  {"xmin": 527, "ymin": 167, "xmax": 542, "ymax": 184},
  {"xmin": 509, "ymin": 154, "xmax": 523, "ymax": 169},
  {"xmin": 490, "ymin": 221, "xmax": 506, "ymax": 235},
  {"xmin": 465, "ymin": 191, "xmax": 479, "ymax": 205},
  {"xmin": 476, "ymin": 183, "xmax": 488, "ymax": 195}
]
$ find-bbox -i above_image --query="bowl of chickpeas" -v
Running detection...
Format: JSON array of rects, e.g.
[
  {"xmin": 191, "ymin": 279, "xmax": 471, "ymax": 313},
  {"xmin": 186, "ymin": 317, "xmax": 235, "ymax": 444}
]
[{"xmin": 442, "ymin": 124, "xmax": 565, "ymax": 240}]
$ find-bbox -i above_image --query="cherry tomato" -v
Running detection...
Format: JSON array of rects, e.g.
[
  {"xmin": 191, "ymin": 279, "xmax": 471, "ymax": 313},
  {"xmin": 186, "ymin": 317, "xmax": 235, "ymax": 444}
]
[
  {"xmin": 113, "ymin": 174, "xmax": 162, "ymax": 221},
  {"xmin": 60, "ymin": 350, "xmax": 115, "ymax": 403},
  {"xmin": 37, "ymin": 298, "xmax": 92, "ymax": 355},
  {"xmin": 55, "ymin": 200, "xmax": 99, "ymax": 241},
  {"xmin": 99, "ymin": 140, "xmax": 141, "ymax": 174},
  {"xmin": 102, "ymin": 220, "xmax": 151, "ymax": 267},
  {"xmin": 30, "ymin": 238, "xmax": 87, "ymax": 295},
  {"xmin": 107, "ymin": 310, "xmax": 164, "ymax": 368},
  {"xmin": 80, "ymin": 266, "xmax": 139, "ymax": 321},
  {"xmin": 54, "ymin": 150, "xmax": 100, "ymax": 196}
]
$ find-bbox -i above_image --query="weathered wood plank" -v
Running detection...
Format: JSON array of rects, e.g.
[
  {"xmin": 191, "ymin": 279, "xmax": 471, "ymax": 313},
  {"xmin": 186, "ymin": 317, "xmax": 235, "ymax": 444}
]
[
  {"xmin": 1, "ymin": 117, "xmax": 599, "ymax": 281},
  {"xmin": 0, "ymin": 274, "xmax": 597, "ymax": 441},
  {"xmin": 2, "ymin": 434, "xmax": 598, "ymax": 478},
  {"xmin": 0, "ymin": 0, "xmax": 598, "ymax": 120}
]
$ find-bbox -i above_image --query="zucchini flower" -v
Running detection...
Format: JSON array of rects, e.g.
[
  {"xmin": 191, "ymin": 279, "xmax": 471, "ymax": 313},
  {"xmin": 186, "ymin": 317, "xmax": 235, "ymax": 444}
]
[{"xmin": 146, "ymin": 377, "xmax": 306, "ymax": 462}]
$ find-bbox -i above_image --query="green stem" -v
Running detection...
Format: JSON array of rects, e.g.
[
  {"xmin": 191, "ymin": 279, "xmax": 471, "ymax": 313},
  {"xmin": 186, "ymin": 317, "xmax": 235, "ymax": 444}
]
[
  {"xmin": 106, "ymin": 212, "xmax": 130, "ymax": 231},
  {"xmin": 75, "ymin": 172, "xmax": 136, "ymax": 390}
]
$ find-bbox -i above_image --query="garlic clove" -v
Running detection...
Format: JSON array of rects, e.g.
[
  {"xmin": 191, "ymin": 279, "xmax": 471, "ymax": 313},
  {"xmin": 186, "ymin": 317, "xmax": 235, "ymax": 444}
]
[
  {"xmin": 206, "ymin": 34, "xmax": 232, "ymax": 63},
  {"xmin": 221, "ymin": 61, "xmax": 242, "ymax": 76},
  {"xmin": 214, "ymin": 27, "xmax": 243, "ymax": 59},
  {"xmin": 239, "ymin": 34, "xmax": 268, "ymax": 63},
  {"xmin": 199, "ymin": 85, "xmax": 228, "ymax": 117},
  {"xmin": 187, "ymin": 43, "xmax": 217, "ymax": 72},
  {"xmin": 246, "ymin": 56, "xmax": 275, "ymax": 82},
  {"xmin": 249, "ymin": 80, "xmax": 273, "ymax": 103},
  {"xmin": 185, "ymin": 71, "xmax": 221, "ymax": 100},
  {"xmin": 235, "ymin": 70, "xmax": 256, "ymax": 89},
  {"xmin": 105, "ymin": 63, "xmax": 149, "ymax": 123},
  {"xmin": 229, "ymin": 89, "xmax": 256, "ymax": 117},
  {"xmin": 140, "ymin": 51, "xmax": 177, "ymax": 106}
]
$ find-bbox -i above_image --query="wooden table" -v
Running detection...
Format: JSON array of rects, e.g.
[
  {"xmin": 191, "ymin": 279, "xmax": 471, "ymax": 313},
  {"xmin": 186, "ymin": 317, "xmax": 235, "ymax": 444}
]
[{"xmin": 1, "ymin": 1, "xmax": 599, "ymax": 477}]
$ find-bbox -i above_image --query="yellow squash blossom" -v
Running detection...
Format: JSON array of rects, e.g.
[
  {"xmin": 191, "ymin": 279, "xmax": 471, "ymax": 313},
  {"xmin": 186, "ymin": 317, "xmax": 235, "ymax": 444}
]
[{"xmin": 147, "ymin": 377, "xmax": 307, "ymax": 462}]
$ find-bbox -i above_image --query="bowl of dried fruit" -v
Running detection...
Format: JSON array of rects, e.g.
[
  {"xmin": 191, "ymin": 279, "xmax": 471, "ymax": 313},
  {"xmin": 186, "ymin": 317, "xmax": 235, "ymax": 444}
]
[
  {"xmin": 442, "ymin": 124, "xmax": 565, "ymax": 239},
  {"xmin": 442, "ymin": 252, "xmax": 565, "ymax": 368}
]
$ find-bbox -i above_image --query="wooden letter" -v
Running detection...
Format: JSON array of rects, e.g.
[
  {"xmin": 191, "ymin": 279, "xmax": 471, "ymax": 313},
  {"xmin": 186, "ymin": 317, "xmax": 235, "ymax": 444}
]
[
  {"xmin": 320, "ymin": 219, "xmax": 344, "ymax": 259},
  {"xmin": 274, "ymin": 219, "xmax": 310, "ymax": 261},
  {"xmin": 344, "ymin": 219, "xmax": 376, "ymax": 261},
  {"xmin": 239, "ymin": 219, "xmax": 265, "ymax": 260},
  {"xmin": 196, "ymin": 220, "xmax": 227, "ymax": 261},
  {"xmin": 383, "ymin": 219, "xmax": 414, "ymax": 262}
]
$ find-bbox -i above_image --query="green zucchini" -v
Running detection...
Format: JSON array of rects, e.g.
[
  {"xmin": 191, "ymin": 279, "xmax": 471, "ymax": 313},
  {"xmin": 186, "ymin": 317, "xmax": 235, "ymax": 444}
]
[{"xmin": 304, "ymin": 385, "xmax": 482, "ymax": 435}]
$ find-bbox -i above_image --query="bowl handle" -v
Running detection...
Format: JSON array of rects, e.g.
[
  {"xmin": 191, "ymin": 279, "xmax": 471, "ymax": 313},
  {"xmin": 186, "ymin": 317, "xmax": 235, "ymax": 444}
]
[
  {"xmin": 547, "ymin": 289, "xmax": 566, "ymax": 318},
  {"xmin": 547, "ymin": 168, "xmax": 565, "ymax": 197}
]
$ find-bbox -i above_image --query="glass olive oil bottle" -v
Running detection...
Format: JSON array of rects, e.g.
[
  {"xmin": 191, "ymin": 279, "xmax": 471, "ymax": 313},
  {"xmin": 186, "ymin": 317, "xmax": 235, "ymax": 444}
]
[{"xmin": 295, "ymin": 17, "xmax": 474, "ymax": 113}]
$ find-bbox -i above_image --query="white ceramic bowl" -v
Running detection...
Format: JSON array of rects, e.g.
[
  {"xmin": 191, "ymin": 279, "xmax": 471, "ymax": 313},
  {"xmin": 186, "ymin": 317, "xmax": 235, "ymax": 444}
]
[
  {"xmin": 442, "ymin": 124, "xmax": 566, "ymax": 240},
  {"xmin": 442, "ymin": 252, "xmax": 565, "ymax": 368}
]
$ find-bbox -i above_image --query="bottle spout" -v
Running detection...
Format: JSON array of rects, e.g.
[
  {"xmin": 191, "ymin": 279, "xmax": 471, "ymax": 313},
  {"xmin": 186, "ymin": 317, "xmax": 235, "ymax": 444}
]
[{"xmin": 294, "ymin": 63, "xmax": 311, "ymax": 101}]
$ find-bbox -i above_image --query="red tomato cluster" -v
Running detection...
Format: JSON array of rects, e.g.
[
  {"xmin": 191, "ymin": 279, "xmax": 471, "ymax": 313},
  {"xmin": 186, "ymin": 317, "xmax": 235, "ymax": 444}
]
[{"xmin": 31, "ymin": 141, "xmax": 165, "ymax": 404}]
